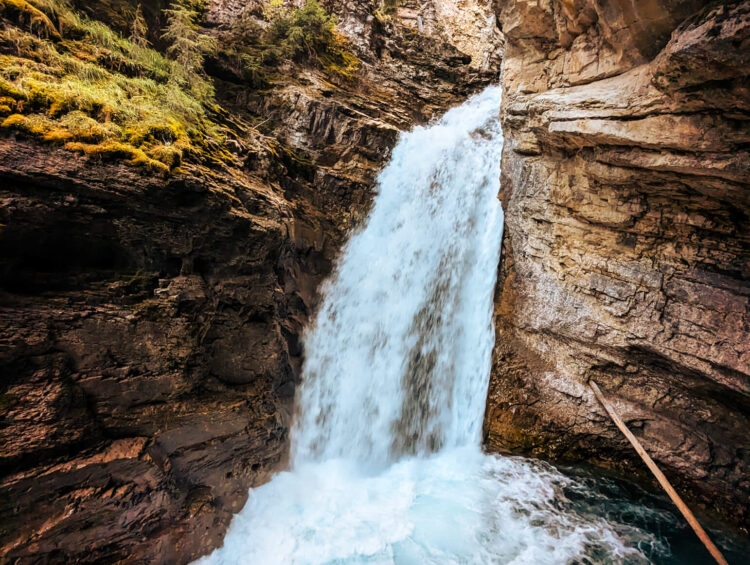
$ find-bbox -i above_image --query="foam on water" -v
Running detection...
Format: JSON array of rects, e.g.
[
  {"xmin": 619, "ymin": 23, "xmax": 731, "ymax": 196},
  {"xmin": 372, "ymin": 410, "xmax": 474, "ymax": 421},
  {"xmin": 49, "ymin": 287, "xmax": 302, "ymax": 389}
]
[
  {"xmin": 200, "ymin": 447, "xmax": 663, "ymax": 564},
  {"xmin": 197, "ymin": 87, "xmax": 662, "ymax": 565}
]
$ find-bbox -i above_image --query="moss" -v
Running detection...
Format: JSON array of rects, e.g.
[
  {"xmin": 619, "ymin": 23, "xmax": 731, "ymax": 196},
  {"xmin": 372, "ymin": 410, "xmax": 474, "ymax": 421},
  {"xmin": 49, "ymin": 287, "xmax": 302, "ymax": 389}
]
[
  {"xmin": 64, "ymin": 139, "xmax": 170, "ymax": 173},
  {"xmin": 65, "ymin": 138, "xmax": 136, "ymax": 158},
  {"xmin": 124, "ymin": 119, "xmax": 184, "ymax": 146},
  {"xmin": 0, "ymin": 0, "xmax": 226, "ymax": 172},
  {"xmin": 147, "ymin": 143, "xmax": 182, "ymax": 168},
  {"xmin": 2, "ymin": 112, "xmax": 49, "ymax": 134},
  {"xmin": 0, "ymin": 78, "xmax": 25, "ymax": 99},
  {"xmin": 0, "ymin": 0, "xmax": 60, "ymax": 39}
]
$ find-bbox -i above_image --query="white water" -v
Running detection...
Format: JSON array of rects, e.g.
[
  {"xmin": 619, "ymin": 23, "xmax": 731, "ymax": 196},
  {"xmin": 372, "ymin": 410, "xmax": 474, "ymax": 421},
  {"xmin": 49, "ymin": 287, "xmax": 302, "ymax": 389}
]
[{"xmin": 198, "ymin": 87, "xmax": 658, "ymax": 565}]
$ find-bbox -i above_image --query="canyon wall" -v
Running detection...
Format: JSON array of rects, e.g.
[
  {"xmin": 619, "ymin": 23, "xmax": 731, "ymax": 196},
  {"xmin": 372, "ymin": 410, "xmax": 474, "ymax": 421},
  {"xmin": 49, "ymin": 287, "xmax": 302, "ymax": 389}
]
[
  {"xmin": 485, "ymin": 0, "xmax": 750, "ymax": 528},
  {"xmin": 0, "ymin": 1, "xmax": 499, "ymax": 562}
]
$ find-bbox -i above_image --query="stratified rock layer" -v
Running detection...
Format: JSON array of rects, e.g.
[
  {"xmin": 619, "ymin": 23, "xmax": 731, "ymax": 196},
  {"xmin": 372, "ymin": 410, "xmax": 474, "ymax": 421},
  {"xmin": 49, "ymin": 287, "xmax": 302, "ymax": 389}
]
[{"xmin": 485, "ymin": 0, "xmax": 750, "ymax": 527}]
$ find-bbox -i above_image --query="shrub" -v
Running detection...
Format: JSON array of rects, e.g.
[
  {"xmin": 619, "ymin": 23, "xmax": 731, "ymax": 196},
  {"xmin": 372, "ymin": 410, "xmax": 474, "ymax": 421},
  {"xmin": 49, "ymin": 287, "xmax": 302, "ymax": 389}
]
[
  {"xmin": 374, "ymin": 0, "xmax": 399, "ymax": 23},
  {"xmin": 161, "ymin": 0, "xmax": 216, "ymax": 101},
  {"xmin": 266, "ymin": 0, "xmax": 358, "ymax": 77},
  {"xmin": 0, "ymin": 0, "xmax": 59, "ymax": 39},
  {"xmin": 265, "ymin": 0, "xmax": 334, "ymax": 61},
  {"xmin": 228, "ymin": 0, "xmax": 359, "ymax": 82},
  {"xmin": 129, "ymin": 4, "xmax": 148, "ymax": 48}
]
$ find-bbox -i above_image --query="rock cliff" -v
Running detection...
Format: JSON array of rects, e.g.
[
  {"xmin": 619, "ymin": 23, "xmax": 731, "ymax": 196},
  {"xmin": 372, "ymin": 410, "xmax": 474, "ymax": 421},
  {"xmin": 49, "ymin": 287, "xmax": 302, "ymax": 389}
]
[
  {"xmin": 4, "ymin": 0, "xmax": 748, "ymax": 559},
  {"xmin": 0, "ymin": 0, "xmax": 498, "ymax": 562},
  {"xmin": 485, "ymin": 0, "xmax": 750, "ymax": 529}
]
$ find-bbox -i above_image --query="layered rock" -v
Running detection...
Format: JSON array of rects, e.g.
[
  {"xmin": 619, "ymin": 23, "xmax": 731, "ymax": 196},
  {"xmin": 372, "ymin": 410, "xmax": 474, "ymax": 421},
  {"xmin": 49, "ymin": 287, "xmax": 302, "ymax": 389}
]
[
  {"xmin": 0, "ymin": 2, "xmax": 500, "ymax": 563},
  {"xmin": 485, "ymin": 0, "xmax": 750, "ymax": 527},
  {"xmin": 0, "ymin": 140, "xmax": 295, "ymax": 562}
]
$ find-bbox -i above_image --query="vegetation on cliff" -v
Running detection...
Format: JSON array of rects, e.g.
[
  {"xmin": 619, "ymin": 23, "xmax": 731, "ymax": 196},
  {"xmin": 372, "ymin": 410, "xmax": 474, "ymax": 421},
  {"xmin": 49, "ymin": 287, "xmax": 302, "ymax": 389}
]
[
  {"xmin": 220, "ymin": 0, "xmax": 359, "ymax": 89},
  {"xmin": 374, "ymin": 0, "xmax": 400, "ymax": 23},
  {"xmin": 0, "ymin": 0, "xmax": 223, "ymax": 173},
  {"xmin": 0, "ymin": 0, "xmax": 359, "ymax": 173}
]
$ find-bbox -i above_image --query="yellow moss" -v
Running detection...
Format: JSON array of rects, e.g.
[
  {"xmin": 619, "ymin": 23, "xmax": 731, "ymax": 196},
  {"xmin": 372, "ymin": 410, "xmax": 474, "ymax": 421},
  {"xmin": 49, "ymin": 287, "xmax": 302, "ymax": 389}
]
[
  {"xmin": 2, "ymin": 112, "xmax": 49, "ymax": 134},
  {"xmin": 47, "ymin": 100, "xmax": 65, "ymax": 117},
  {"xmin": 57, "ymin": 110, "xmax": 121, "ymax": 141},
  {"xmin": 42, "ymin": 129, "xmax": 71, "ymax": 142},
  {"xmin": 0, "ymin": 0, "xmax": 60, "ymax": 40},
  {"xmin": 0, "ymin": 3, "xmax": 225, "ymax": 174},
  {"xmin": 0, "ymin": 78, "xmax": 25, "ymax": 100},
  {"xmin": 64, "ymin": 139, "xmax": 139, "ymax": 159},
  {"xmin": 147, "ymin": 144, "xmax": 183, "ymax": 168},
  {"xmin": 1, "ymin": 109, "xmax": 122, "ymax": 143},
  {"xmin": 64, "ymin": 140, "xmax": 172, "ymax": 174},
  {"xmin": 125, "ymin": 120, "xmax": 181, "ymax": 146},
  {"xmin": 131, "ymin": 153, "xmax": 170, "ymax": 174}
]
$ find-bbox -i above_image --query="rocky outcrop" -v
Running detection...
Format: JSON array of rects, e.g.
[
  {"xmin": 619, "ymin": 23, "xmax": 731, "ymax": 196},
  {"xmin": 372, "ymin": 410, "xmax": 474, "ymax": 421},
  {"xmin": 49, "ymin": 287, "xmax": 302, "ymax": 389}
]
[
  {"xmin": 0, "ymin": 141, "xmax": 295, "ymax": 562},
  {"xmin": 0, "ymin": 1, "xmax": 500, "ymax": 563},
  {"xmin": 485, "ymin": 0, "xmax": 750, "ymax": 528}
]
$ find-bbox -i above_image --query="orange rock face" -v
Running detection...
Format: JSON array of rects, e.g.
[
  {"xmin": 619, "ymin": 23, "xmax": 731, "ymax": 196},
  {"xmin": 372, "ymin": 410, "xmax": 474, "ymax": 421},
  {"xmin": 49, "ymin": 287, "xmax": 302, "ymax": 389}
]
[{"xmin": 485, "ymin": 0, "xmax": 750, "ymax": 527}]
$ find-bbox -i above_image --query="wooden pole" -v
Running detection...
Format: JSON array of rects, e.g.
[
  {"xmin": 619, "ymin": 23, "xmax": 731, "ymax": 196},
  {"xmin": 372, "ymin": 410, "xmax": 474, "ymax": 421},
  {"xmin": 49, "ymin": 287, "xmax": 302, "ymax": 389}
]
[{"xmin": 589, "ymin": 381, "xmax": 729, "ymax": 565}]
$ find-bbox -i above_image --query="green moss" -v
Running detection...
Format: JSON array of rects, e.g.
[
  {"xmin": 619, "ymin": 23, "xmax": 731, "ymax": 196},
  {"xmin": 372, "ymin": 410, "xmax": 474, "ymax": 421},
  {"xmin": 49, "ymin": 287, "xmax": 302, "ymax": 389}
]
[{"xmin": 0, "ymin": 0, "xmax": 227, "ymax": 172}]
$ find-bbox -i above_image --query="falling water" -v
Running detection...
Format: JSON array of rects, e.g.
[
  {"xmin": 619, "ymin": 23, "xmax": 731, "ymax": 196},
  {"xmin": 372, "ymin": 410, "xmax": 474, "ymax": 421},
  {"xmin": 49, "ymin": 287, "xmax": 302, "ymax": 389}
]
[
  {"xmin": 292, "ymin": 86, "xmax": 505, "ymax": 465},
  {"xmin": 197, "ymin": 87, "xmax": 692, "ymax": 564}
]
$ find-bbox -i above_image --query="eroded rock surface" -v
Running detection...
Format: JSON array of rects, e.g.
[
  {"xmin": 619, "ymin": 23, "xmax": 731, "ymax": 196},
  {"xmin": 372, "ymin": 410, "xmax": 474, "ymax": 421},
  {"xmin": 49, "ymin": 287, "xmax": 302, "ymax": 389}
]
[
  {"xmin": 485, "ymin": 0, "xmax": 750, "ymax": 527},
  {"xmin": 0, "ymin": 2, "xmax": 500, "ymax": 563}
]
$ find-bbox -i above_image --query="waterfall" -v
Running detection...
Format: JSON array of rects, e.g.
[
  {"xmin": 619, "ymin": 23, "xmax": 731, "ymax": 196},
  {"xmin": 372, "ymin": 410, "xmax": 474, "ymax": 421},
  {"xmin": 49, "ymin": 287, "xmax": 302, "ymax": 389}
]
[
  {"xmin": 197, "ymin": 87, "xmax": 663, "ymax": 565},
  {"xmin": 292, "ymin": 86, "xmax": 504, "ymax": 465}
]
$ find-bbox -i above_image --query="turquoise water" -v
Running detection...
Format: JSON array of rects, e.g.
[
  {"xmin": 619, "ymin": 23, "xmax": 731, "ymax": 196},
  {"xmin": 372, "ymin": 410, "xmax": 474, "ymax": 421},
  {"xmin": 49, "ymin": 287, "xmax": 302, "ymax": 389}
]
[{"xmin": 556, "ymin": 464, "xmax": 749, "ymax": 564}]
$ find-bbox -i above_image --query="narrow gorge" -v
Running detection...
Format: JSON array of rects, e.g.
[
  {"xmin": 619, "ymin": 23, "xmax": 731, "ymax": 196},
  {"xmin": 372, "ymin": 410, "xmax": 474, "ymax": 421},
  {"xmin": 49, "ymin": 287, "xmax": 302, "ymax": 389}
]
[{"xmin": 0, "ymin": 1, "xmax": 748, "ymax": 564}]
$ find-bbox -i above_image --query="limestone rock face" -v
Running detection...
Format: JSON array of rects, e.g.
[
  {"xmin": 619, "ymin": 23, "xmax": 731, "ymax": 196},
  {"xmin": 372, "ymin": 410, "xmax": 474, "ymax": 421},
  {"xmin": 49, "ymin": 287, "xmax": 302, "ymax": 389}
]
[
  {"xmin": 0, "ymin": 2, "xmax": 498, "ymax": 563},
  {"xmin": 485, "ymin": 0, "xmax": 750, "ymax": 526}
]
